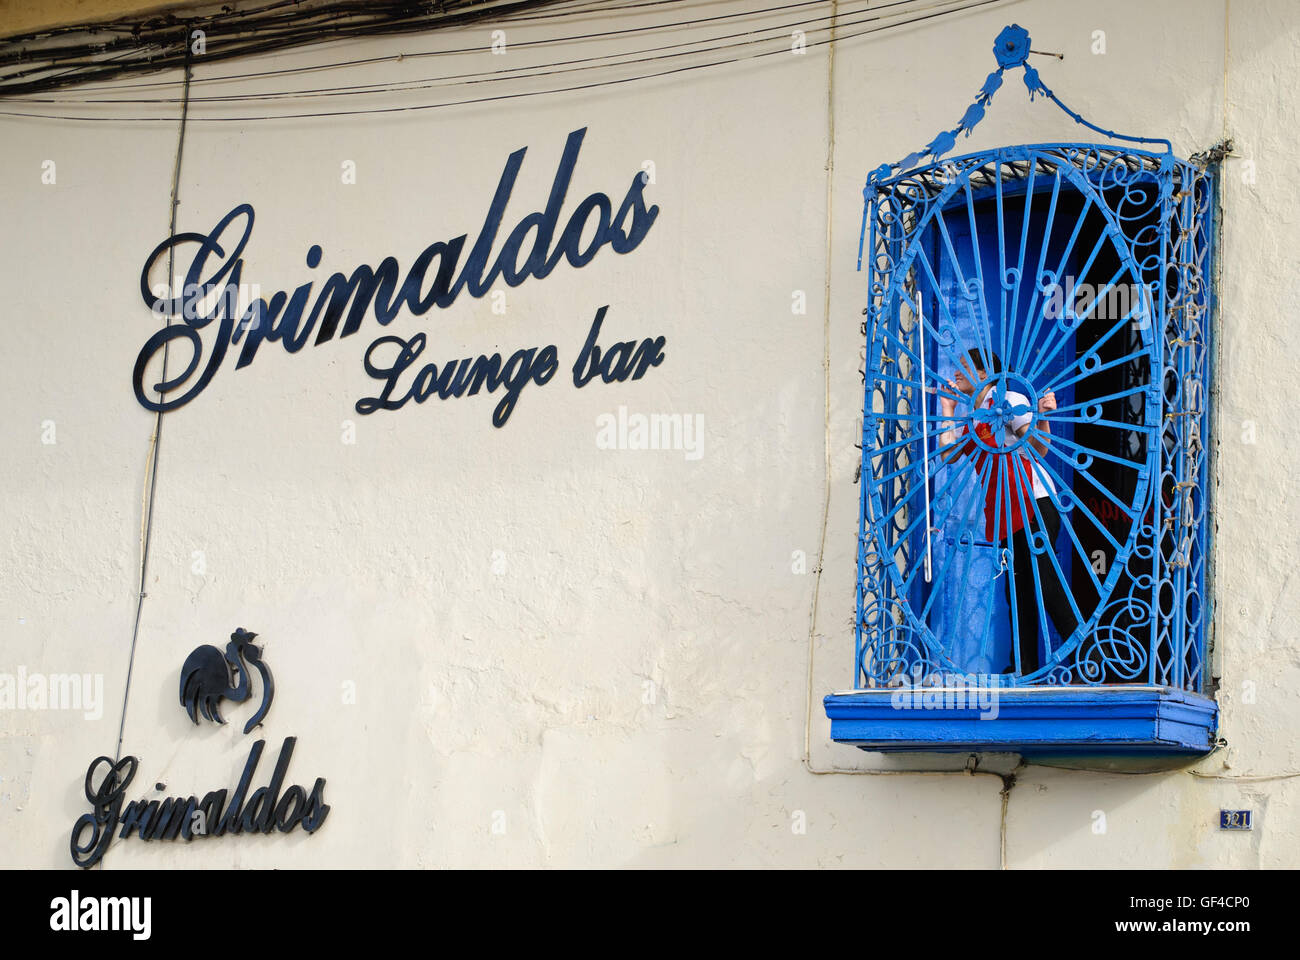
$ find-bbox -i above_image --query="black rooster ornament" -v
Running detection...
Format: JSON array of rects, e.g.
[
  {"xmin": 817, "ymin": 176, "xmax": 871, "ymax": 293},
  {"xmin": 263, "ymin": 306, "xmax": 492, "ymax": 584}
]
[{"xmin": 179, "ymin": 627, "xmax": 274, "ymax": 735}]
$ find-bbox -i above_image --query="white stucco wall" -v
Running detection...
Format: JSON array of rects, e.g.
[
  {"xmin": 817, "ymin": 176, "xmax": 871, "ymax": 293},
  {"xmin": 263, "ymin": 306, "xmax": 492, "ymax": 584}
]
[{"xmin": 1, "ymin": 0, "xmax": 1296, "ymax": 868}]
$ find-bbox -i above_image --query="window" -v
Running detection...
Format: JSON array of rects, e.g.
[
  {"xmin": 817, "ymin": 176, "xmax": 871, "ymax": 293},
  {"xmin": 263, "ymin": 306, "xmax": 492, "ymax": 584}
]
[{"xmin": 826, "ymin": 25, "xmax": 1221, "ymax": 754}]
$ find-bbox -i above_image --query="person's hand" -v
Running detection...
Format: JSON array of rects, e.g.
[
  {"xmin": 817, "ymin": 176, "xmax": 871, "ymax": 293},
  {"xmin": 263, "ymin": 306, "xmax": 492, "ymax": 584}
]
[
  {"xmin": 939, "ymin": 380, "xmax": 958, "ymax": 417},
  {"xmin": 1038, "ymin": 390, "xmax": 1057, "ymax": 414}
]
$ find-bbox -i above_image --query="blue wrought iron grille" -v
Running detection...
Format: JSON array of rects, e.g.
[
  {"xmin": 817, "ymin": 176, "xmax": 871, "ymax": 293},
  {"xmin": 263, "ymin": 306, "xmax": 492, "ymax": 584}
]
[{"xmin": 852, "ymin": 28, "xmax": 1216, "ymax": 693}]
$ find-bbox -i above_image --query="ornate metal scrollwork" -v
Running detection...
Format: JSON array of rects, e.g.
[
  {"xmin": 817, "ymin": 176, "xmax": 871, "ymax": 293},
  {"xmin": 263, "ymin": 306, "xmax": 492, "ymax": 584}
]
[{"xmin": 852, "ymin": 26, "xmax": 1214, "ymax": 693}]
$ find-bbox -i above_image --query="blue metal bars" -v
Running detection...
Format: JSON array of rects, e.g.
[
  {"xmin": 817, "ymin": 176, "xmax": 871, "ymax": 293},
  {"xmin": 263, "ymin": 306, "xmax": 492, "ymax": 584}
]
[{"xmin": 855, "ymin": 145, "xmax": 1214, "ymax": 691}]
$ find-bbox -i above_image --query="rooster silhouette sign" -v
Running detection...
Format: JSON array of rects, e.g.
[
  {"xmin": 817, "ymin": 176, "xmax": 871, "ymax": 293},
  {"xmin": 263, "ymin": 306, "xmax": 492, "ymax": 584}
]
[{"xmin": 179, "ymin": 627, "xmax": 274, "ymax": 735}]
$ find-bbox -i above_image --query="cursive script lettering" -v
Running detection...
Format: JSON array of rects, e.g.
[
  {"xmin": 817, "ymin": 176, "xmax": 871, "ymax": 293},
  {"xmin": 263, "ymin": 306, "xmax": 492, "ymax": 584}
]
[
  {"xmin": 133, "ymin": 127, "xmax": 659, "ymax": 414},
  {"xmin": 70, "ymin": 738, "xmax": 328, "ymax": 868},
  {"xmin": 356, "ymin": 332, "xmax": 559, "ymax": 427}
]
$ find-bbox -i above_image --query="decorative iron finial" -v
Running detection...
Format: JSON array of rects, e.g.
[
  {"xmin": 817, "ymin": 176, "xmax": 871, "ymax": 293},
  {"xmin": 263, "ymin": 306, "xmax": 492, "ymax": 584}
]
[
  {"xmin": 992, "ymin": 24, "xmax": 1031, "ymax": 68},
  {"xmin": 865, "ymin": 24, "xmax": 1173, "ymax": 188}
]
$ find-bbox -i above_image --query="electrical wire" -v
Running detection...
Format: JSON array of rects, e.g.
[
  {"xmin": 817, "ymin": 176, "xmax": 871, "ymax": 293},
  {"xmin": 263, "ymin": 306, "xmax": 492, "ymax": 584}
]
[
  {"xmin": 0, "ymin": 0, "xmax": 1007, "ymax": 121},
  {"xmin": 0, "ymin": 0, "xmax": 572, "ymax": 93},
  {"xmin": 4, "ymin": 0, "xmax": 940, "ymax": 105},
  {"xmin": 111, "ymin": 42, "xmax": 193, "ymax": 773},
  {"xmin": 4, "ymin": 0, "xmax": 887, "ymax": 98},
  {"xmin": 7, "ymin": 4, "xmax": 680, "ymax": 94},
  {"xmin": 0, "ymin": 0, "xmax": 722, "ymax": 92}
]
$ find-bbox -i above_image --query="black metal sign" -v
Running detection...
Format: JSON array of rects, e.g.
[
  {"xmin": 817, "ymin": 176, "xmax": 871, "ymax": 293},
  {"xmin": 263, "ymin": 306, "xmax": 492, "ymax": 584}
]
[
  {"xmin": 70, "ymin": 628, "xmax": 328, "ymax": 868},
  {"xmin": 179, "ymin": 627, "xmax": 273, "ymax": 735},
  {"xmin": 132, "ymin": 127, "xmax": 665, "ymax": 425}
]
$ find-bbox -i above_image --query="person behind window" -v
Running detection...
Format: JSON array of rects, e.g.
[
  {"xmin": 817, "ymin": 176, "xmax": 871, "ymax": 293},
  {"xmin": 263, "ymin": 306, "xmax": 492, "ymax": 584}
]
[{"xmin": 937, "ymin": 349, "xmax": 1078, "ymax": 675}]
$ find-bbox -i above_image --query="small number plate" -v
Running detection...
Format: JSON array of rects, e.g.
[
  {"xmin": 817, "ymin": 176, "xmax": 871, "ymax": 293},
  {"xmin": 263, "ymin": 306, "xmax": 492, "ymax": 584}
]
[{"xmin": 1220, "ymin": 810, "xmax": 1252, "ymax": 830}]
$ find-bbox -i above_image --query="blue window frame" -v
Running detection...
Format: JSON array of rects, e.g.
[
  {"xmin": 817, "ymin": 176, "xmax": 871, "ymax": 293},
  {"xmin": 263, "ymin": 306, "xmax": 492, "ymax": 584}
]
[{"xmin": 825, "ymin": 26, "xmax": 1220, "ymax": 754}]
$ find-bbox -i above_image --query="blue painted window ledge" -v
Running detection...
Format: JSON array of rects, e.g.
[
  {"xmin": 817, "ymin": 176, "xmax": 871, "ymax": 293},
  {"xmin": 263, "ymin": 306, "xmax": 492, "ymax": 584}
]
[{"xmin": 824, "ymin": 685, "xmax": 1218, "ymax": 755}]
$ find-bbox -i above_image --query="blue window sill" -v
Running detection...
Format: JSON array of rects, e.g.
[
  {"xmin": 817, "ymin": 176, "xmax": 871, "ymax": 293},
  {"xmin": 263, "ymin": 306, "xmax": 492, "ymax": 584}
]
[{"xmin": 824, "ymin": 686, "xmax": 1218, "ymax": 755}]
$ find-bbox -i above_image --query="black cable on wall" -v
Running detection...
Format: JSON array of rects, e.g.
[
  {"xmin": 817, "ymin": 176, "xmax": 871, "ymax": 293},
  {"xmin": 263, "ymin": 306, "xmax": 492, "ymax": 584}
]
[
  {"xmin": 1, "ymin": 0, "xmax": 1007, "ymax": 120},
  {"xmin": 0, "ymin": 0, "xmax": 576, "ymax": 95},
  {"xmin": 111, "ymin": 33, "xmax": 194, "ymax": 784}
]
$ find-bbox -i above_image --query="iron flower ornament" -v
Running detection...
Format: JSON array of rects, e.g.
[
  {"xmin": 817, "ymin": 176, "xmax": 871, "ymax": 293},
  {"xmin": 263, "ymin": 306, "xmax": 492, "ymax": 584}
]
[{"xmin": 992, "ymin": 24, "xmax": 1030, "ymax": 68}]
